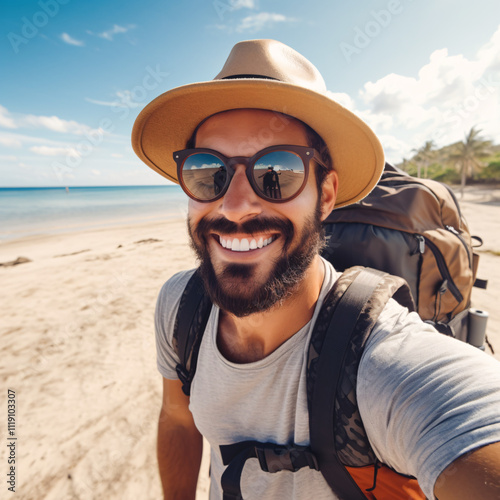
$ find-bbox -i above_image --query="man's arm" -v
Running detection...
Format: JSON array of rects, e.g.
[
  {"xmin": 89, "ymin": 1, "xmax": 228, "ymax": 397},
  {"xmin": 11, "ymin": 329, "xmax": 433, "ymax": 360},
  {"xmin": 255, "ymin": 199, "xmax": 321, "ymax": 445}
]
[
  {"xmin": 157, "ymin": 377, "xmax": 203, "ymax": 500},
  {"xmin": 434, "ymin": 441, "xmax": 500, "ymax": 499}
]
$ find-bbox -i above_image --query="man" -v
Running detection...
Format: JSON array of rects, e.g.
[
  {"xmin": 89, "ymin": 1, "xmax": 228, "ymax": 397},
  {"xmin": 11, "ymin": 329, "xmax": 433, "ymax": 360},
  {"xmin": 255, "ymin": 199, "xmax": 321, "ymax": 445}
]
[
  {"xmin": 132, "ymin": 40, "xmax": 500, "ymax": 499},
  {"xmin": 213, "ymin": 166, "xmax": 227, "ymax": 195},
  {"xmin": 259, "ymin": 166, "xmax": 281, "ymax": 199}
]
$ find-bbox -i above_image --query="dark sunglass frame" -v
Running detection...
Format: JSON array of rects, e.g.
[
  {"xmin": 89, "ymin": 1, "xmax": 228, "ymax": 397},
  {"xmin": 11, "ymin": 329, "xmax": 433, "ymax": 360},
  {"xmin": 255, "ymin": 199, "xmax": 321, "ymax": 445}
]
[{"xmin": 173, "ymin": 144, "xmax": 327, "ymax": 203}]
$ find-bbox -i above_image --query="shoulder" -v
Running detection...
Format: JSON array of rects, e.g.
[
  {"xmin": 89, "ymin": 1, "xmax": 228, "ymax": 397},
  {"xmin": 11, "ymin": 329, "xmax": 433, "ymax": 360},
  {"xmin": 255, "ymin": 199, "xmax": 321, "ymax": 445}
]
[
  {"xmin": 359, "ymin": 297, "xmax": 500, "ymax": 393},
  {"xmin": 157, "ymin": 268, "xmax": 197, "ymax": 306},
  {"xmin": 361, "ymin": 298, "xmax": 485, "ymax": 364},
  {"xmin": 359, "ymin": 299, "xmax": 467, "ymax": 377},
  {"xmin": 357, "ymin": 300, "xmax": 500, "ymax": 496}
]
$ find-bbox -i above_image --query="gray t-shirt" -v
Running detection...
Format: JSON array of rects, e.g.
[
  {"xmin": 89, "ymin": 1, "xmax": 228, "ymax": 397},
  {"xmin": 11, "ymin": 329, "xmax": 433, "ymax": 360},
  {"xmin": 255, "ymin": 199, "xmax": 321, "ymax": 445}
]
[{"xmin": 155, "ymin": 259, "xmax": 500, "ymax": 499}]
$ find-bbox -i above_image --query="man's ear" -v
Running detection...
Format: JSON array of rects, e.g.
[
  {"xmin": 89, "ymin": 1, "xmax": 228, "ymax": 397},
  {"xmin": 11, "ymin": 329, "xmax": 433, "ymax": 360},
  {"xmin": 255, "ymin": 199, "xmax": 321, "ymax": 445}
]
[{"xmin": 320, "ymin": 170, "xmax": 338, "ymax": 221}]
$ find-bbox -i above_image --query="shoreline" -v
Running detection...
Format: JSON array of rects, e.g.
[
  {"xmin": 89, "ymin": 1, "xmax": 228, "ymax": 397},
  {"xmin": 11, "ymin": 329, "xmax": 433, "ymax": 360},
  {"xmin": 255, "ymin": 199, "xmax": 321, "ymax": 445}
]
[
  {"xmin": 0, "ymin": 211, "xmax": 188, "ymax": 245},
  {"xmin": 0, "ymin": 184, "xmax": 188, "ymax": 245},
  {"xmin": 0, "ymin": 216, "xmax": 188, "ymax": 262}
]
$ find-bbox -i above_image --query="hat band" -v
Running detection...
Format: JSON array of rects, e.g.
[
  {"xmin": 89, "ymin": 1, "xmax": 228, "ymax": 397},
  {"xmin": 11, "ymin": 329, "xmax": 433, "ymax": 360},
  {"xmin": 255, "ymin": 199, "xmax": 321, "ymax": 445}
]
[{"xmin": 220, "ymin": 74, "xmax": 280, "ymax": 81}]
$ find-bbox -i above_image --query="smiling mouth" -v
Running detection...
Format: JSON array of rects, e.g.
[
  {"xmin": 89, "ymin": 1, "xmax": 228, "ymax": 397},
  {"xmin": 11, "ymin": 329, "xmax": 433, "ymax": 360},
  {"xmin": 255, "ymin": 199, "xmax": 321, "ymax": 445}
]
[{"xmin": 218, "ymin": 235, "xmax": 276, "ymax": 252}]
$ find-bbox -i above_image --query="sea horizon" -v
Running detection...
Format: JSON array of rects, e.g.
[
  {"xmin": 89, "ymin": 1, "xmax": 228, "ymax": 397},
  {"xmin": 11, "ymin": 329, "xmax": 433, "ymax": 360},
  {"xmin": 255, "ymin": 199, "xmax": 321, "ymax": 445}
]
[{"xmin": 0, "ymin": 185, "xmax": 188, "ymax": 242}]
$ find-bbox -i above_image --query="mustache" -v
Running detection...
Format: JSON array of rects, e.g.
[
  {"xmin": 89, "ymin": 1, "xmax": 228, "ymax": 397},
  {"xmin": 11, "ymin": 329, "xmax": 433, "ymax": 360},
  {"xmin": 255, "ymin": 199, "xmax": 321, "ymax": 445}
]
[{"xmin": 194, "ymin": 215, "xmax": 294, "ymax": 238}]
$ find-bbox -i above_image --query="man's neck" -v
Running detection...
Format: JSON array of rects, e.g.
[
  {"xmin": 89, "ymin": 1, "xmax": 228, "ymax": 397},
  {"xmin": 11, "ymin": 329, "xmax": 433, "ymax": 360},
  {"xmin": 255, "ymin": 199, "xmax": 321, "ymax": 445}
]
[{"xmin": 216, "ymin": 255, "xmax": 326, "ymax": 363}]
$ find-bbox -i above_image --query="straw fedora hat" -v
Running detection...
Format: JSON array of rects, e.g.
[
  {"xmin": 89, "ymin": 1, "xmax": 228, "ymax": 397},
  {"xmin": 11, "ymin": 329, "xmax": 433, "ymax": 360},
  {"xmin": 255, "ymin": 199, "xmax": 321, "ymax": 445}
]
[{"xmin": 132, "ymin": 39, "xmax": 384, "ymax": 208}]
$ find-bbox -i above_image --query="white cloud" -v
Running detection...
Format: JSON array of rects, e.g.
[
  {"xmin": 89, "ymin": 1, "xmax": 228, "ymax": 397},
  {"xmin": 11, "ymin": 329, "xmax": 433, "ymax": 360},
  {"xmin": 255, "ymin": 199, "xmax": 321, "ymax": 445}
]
[
  {"xmin": 60, "ymin": 33, "xmax": 85, "ymax": 47},
  {"xmin": 85, "ymin": 97, "xmax": 121, "ymax": 107},
  {"xmin": 0, "ymin": 131, "xmax": 73, "ymax": 147},
  {"xmin": 230, "ymin": 0, "xmax": 256, "ymax": 9},
  {"xmin": 23, "ymin": 114, "xmax": 95, "ymax": 136},
  {"xmin": 91, "ymin": 169, "xmax": 101, "ymax": 176},
  {"xmin": 85, "ymin": 90, "xmax": 138, "ymax": 108},
  {"xmin": 30, "ymin": 146, "xmax": 79, "ymax": 157},
  {"xmin": 114, "ymin": 90, "xmax": 140, "ymax": 108},
  {"xmin": 196, "ymin": 162, "xmax": 222, "ymax": 170},
  {"xmin": 236, "ymin": 12, "xmax": 295, "ymax": 33},
  {"xmin": 111, "ymin": 153, "xmax": 124, "ymax": 158},
  {"xmin": 356, "ymin": 108, "xmax": 394, "ymax": 132},
  {"xmin": 0, "ymin": 106, "xmax": 100, "ymax": 137},
  {"xmin": 326, "ymin": 92, "xmax": 356, "ymax": 111},
  {"xmin": 212, "ymin": 0, "xmax": 256, "ymax": 22},
  {"xmin": 0, "ymin": 136, "xmax": 22, "ymax": 148},
  {"xmin": 375, "ymin": 134, "xmax": 411, "ymax": 162},
  {"xmin": 0, "ymin": 105, "xmax": 17, "ymax": 129},
  {"xmin": 476, "ymin": 24, "xmax": 500, "ymax": 73},
  {"xmin": 342, "ymin": 24, "xmax": 500, "ymax": 161},
  {"xmin": 87, "ymin": 24, "xmax": 135, "ymax": 41}
]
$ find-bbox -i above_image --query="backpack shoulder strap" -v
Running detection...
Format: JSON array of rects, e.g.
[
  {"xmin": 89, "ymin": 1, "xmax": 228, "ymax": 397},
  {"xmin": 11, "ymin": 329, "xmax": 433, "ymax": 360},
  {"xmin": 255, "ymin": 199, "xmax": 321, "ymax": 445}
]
[
  {"xmin": 308, "ymin": 266, "xmax": 414, "ymax": 498},
  {"xmin": 172, "ymin": 269, "xmax": 212, "ymax": 396}
]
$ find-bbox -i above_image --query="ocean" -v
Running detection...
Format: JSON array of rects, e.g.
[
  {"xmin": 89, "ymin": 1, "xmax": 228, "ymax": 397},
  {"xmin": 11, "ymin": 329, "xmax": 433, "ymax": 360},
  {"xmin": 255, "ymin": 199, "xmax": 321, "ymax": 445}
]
[{"xmin": 0, "ymin": 185, "xmax": 188, "ymax": 241}]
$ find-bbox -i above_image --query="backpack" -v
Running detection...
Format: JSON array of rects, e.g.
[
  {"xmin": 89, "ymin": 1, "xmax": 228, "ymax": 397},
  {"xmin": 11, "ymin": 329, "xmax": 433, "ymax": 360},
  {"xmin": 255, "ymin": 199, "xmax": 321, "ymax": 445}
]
[{"xmin": 322, "ymin": 163, "xmax": 488, "ymax": 347}]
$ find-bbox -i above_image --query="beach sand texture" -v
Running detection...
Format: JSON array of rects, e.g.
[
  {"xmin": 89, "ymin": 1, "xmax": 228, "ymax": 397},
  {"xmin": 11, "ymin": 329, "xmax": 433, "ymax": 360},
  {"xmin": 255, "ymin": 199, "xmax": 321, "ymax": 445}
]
[{"xmin": 1, "ymin": 185, "xmax": 499, "ymax": 500}]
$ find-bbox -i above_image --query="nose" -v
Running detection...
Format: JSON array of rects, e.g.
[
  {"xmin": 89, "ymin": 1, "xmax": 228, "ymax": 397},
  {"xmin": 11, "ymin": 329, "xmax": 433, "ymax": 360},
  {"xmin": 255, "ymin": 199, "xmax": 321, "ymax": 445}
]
[{"xmin": 219, "ymin": 165, "xmax": 263, "ymax": 222}]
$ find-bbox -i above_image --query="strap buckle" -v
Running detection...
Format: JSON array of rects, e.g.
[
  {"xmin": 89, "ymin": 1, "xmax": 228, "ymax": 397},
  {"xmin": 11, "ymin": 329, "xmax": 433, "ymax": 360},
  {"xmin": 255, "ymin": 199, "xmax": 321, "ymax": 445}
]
[{"xmin": 256, "ymin": 444, "xmax": 319, "ymax": 473}]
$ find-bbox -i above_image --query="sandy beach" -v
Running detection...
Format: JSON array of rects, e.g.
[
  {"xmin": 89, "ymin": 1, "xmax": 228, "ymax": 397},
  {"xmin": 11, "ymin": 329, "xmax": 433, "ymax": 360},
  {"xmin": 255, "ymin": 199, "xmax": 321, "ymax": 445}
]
[{"xmin": 1, "ymin": 185, "xmax": 499, "ymax": 500}]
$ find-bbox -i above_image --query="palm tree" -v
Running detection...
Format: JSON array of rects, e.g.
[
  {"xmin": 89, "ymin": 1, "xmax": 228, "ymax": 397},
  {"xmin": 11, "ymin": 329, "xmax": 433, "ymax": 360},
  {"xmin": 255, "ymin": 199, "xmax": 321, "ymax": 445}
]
[
  {"xmin": 412, "ymin": 140, "xmax": 436, "ymax": 178},
  {"xmin": 449, "ymin": 127, "xmax": 492, "ymax": 197}
]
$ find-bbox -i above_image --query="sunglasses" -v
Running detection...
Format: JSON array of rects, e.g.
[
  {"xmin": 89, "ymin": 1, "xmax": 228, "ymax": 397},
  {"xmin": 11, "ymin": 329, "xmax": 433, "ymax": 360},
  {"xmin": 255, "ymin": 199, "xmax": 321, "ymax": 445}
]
[{"xmin": 174, "ymin": 145, "xmax": 327, "ymax": 203}]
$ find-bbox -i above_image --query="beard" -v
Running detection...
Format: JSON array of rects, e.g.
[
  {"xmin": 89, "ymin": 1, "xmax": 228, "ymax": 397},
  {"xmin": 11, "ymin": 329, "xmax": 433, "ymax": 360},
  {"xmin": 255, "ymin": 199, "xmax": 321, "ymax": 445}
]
[{"xmin": 188, "ymin": 202, "xmax": 325, "ymax": 318}]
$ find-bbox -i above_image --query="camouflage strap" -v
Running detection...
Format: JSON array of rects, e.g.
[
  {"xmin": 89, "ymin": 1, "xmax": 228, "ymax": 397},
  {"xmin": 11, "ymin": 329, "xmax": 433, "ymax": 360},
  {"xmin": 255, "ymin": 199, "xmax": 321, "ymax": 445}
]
[{"xmin": 308, "ymin": 267, "xmax": 414, "ymax": 499}]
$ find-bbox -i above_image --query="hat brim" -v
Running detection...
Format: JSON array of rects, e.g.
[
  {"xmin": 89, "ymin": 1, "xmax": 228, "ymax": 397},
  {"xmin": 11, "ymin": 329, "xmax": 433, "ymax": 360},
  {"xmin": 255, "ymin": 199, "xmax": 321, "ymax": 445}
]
[{"xmin": 131, "ymin": 79, "xmax": 384, "ymax": 208}]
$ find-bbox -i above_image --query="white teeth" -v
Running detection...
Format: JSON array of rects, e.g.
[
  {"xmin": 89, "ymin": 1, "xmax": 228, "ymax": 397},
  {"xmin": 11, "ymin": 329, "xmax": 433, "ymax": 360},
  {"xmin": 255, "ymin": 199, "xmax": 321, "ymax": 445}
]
[
  {"xmin": 219, "ymin": 235, "xmax": 274, "ymax": 252},
  {"xmin": 240, "ymin": 239, "xmax": 249, "ymax": 251}
]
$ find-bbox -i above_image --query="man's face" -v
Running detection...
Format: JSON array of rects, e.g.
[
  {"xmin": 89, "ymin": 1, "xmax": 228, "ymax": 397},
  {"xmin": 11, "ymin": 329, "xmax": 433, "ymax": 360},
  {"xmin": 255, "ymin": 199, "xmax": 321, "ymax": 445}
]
[{"xmin": 187, "ymin": 109, "xmax": 337, "ymax": 317}]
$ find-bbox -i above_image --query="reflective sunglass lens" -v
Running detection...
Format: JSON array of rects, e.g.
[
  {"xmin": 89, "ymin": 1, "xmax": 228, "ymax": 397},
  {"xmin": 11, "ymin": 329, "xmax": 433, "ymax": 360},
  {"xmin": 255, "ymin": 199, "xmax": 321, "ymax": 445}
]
[
  {"xmin": 252, "ymin": 151, "xmax": 305, "ymax": 200},
  {"xmin": 181, "ymin": 153, "xmax": 227, "ymax": 200}
]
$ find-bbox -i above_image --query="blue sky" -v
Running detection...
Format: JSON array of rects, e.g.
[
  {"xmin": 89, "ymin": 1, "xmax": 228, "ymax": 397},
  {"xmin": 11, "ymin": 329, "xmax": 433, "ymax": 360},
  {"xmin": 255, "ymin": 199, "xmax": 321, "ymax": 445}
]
[{"xmin": 1, "ymin": 0, "xmax": 500, "ymax": 187}]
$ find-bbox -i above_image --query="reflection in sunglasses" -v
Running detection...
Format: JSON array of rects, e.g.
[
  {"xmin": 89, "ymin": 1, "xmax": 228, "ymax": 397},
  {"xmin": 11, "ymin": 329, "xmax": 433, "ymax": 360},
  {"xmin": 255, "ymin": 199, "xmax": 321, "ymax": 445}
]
[{"xmin": 175, "ymin": 145, "xmax": 323, "ymax": 203}]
